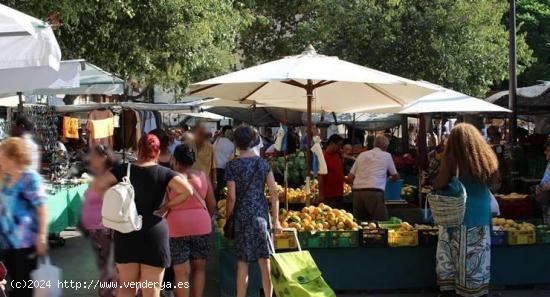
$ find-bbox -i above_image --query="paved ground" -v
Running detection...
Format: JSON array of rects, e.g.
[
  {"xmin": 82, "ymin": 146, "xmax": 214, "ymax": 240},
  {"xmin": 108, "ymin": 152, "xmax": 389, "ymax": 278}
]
[{"xmin": 49, "ymin": 231, "xmax": 549, "ymax": 297}]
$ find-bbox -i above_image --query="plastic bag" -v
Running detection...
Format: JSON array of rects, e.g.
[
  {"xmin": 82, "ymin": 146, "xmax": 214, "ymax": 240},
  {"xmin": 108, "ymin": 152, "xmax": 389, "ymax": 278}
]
[
  {"xmin": 31, "ymin": 256, "xmax": 62, "ymax": 297},
  {"xmin": 490, "ymin": 193, "xmax": 501, "ymax": 216}
]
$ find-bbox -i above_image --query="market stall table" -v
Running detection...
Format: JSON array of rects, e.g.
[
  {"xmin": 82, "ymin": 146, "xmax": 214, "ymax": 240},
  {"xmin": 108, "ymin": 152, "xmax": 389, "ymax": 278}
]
[
  {"xmin": 217, "ymin": 245, "xmax": 550, "ymax": 296},
  {"xmin": 46, "ymin": 183, "xmax": 88, "ymax": 233}
]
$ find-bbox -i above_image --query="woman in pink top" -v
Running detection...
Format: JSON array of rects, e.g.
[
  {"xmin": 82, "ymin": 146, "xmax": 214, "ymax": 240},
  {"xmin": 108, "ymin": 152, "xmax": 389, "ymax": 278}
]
[
  {"xmin": 80, "ymin": 145, "xmax": 119, "ymax": 297},
  {"xmin": 166, "ymin": 144, "xmax": 216, "ymax": 297}
]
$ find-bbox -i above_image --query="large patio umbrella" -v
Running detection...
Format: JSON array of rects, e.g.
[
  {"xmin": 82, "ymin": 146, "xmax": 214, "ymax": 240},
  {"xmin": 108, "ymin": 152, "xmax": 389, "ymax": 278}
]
[
  {"xmin": 372, "ymin": 81, "xmax": 511, "ymax": 114},
  {"xmin": 190, "ymin": 45, "xmax": 438, "ymax": 174},
  {"xmin": 0, "ymin": 4, "xmax": 61, "ymax": 70}
]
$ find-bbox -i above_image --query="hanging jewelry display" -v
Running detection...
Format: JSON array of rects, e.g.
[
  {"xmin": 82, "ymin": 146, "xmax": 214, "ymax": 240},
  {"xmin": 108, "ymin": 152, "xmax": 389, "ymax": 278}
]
[{"xmin": 22, "ymin": 104, "xmax": 66, "ymax": 180}]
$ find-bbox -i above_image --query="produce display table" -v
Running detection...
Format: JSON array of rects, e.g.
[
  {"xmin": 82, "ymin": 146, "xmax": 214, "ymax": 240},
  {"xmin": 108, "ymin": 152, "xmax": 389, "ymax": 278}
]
[
  {"xmin": 217, "ymin": 245, "xmax": 550, "ymax": 296},
  {"xmin": 46, "ymin": 184, "xmax": 88, "ymax": 233}
]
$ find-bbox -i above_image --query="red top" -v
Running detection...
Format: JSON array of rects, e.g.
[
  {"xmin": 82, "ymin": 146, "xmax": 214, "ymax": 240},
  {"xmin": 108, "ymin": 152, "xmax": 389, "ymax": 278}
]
[{"xmin": 321, "ymin": 150, "xmax": 344, "ymax": 198}]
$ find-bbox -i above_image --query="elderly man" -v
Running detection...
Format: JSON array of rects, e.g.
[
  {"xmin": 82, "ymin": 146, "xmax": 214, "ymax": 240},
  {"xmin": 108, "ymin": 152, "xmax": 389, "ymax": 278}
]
[{"xmin": 348, "ymin": 134, "xmax": 399, "ymax": 221}]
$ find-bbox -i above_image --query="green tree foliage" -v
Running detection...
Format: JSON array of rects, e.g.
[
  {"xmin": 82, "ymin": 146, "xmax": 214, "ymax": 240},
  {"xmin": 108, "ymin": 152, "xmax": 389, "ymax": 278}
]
[
  {"xmin": 517, "ymin": 0, "xmax": 550, "ymax": 85},
  {"xmin": 6, "ymin": 0, "xmax": 248, "ymax": 93},
  {"xmin": 240, "ymin": 0, "xmax": 534, "ymax": 97},
  {"xmin": 238, "ymin": 0, "xmax": 319, "ymax": 67}
]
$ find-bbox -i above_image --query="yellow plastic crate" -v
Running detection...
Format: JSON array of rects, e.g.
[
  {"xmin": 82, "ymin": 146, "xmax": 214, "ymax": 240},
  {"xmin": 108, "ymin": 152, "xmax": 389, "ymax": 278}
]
[
  {"xmin": 274, "ymin": 233, "xmax": 299, "ymax": 250},
  {"xmin": 508, "ymin": 230, "xmax": 536, "ymax": 245},
  {"xmin": 388, "ymin": 230, "xmax": 418, "ymax": 247}
]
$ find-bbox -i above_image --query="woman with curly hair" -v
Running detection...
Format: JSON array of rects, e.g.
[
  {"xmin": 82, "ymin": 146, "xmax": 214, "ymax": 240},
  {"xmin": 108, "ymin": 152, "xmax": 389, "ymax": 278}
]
[{"xmin": 434, "ymin": 123, "xmax": 499, "ymax": 297}]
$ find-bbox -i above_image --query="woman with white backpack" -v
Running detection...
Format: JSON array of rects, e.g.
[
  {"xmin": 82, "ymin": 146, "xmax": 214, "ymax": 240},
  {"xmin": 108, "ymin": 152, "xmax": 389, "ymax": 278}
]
[{"xmin": 97, "ymin": 134, "xmax": 194, "ymax": 297}]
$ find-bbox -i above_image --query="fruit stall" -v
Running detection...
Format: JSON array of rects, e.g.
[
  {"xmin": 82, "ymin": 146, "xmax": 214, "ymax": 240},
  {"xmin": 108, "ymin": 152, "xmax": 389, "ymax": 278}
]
[{"xmin": 215, "ymin": 197, "xmax": 550, "ymax": 296}]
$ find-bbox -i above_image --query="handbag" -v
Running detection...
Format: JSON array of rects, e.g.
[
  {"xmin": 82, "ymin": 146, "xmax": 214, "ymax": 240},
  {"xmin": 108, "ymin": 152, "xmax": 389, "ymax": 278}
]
[
  {"xmin": 427, "ymin": 176, "xmax": 467, "ymax": 228},
  {"xmin": 224, "ymin": 159, "xmax": 260, "ymax": 239}
]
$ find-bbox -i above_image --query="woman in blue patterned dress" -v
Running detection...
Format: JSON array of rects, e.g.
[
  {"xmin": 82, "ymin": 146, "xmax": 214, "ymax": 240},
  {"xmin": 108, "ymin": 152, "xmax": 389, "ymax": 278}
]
[
  {"xmin": 0, "ymin": 137, "xmax": 48, "ymax": 297},
  {"xmin": 225, "ymin": 126, "xmax": 281, "ymax": 297},
  {"xmin": 434, "ymin": 124, "xmax": 499, "ymax": 297}
]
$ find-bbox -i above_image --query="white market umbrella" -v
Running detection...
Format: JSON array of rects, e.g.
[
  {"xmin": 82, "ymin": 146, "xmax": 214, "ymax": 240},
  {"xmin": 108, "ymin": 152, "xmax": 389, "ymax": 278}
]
[
  {"xmin": 371, "ymin": 81, "xmax": 511, "ymax": 114},
  {"xmin": 0, "ymin": 60, "xmax": 81, "ymax": 96},
  {"xmin": 190, "ymin": 45, "xmax": 437, "ymax": 114},
  {"xmin": 190, "ymin": 45, "xmax": 437, "ymax": 176},
  {"xmin": 0, "ymin": 4, "xmax": 61, "ymax": 70}
]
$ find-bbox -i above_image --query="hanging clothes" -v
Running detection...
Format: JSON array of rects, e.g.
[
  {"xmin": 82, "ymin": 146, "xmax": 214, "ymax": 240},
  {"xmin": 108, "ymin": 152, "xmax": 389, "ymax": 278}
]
[
  {"xmin": 310, "ymin": 135, "xmax": 327, "ymax": 175},
  {"xmin": 274, "ymin": 124, "xmax": 287, "ymax": 152},
  {"xmin": 153, "ymin": 111, "xmax": 162, "ymax": 128},
  {"xmin": 135, "ymin": 110, "xmax": 142, "ymax": 145},
  {"xmin": 86, "ymin": 109, "xmax": 114, "ymax": 148},
  {"xmin": 143, "ymin": 111, "xmax": 157, "ymax": 134},
  {"xmin": 63, "ymin": 116, "xmax": 79, "ymax": 139},
  {"xmin": 123, "ymin": 110, "xmax": 138, "ymax": 151}
]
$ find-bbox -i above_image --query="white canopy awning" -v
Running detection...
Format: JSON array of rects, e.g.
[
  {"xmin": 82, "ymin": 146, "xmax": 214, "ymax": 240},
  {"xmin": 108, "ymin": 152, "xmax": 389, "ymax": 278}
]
[
  {"xmin": 371, "ymin": 81, "xmax": 511, "ymax": 114},
  {"xmin": 0, "ymin": 60, "xmax": 81, "ymax": 96},
  {"xmin": 31, "ymin": 62, "xmax": 125, "ymax": 95},
  {"xmin": 0, "ymin": 4, "xmax": 61, "ymax": 70},
  {"xmin": 53, "ymin": 101, "xmax": 195, "ymax": 113},
  {"xmin": 485, "ymin": 82, "xmax": 550, "ymax": 115},
  {"xmin": 177, "ymin": 111, "xmax": 225, "ymax": 120}
]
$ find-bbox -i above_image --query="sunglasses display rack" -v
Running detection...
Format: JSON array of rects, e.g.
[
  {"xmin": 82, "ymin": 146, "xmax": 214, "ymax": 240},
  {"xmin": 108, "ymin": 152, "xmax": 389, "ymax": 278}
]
[{"xmin": 22, "ymin": 105, "xmax": 67, "ymax": 180}]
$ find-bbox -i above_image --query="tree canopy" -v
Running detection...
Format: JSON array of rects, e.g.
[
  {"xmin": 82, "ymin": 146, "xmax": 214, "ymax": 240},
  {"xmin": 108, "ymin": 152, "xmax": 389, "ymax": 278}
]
[
  {"xmin": 5, "ymin": 0, "xmax": 249, "ymax": 94},
  {"xmin": 6, "ymin": 0, "xmax": 543, "ymax": 97},
  {"xmin": 240, "ymin": 0, "xmax": 534, "ymax": 97},
  {"xmin": 517, "ymin": 0, "xmax": 550, "ymax": 85}
]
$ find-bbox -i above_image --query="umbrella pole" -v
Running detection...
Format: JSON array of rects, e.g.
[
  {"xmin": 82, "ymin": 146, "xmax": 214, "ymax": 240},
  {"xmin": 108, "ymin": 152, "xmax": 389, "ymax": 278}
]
[
  {"xmin": 352, "ymin": 113, "xmax": 356, "ymax": 145},
  {"xmin": 306, "ymin": 81, "xmax": 313, "ymax": 206},
  {"xmin": 284, "ymin": 109, "xmax": 289, "ymax": 211},
  {"xmin": 17, "ymin": 92, "xmax": 23, "ymax": 113},
  {"xmin": 306, "ymin": 80, "xmax": 313, "ymax": 175}
]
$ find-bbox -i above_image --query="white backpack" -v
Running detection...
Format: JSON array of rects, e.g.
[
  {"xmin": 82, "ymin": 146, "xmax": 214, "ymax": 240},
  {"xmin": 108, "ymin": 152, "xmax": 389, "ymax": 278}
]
[{"xmin": 102, "ymin": 163, "xmax": 142, "ymax": 233}]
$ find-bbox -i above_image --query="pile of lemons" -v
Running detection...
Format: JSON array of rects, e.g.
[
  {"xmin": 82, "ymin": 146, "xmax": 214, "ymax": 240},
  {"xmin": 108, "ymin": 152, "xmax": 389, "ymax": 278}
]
[
  {"xmin": 492, "ymin": 218, "xmax": 535, "ymax": 232},
  {"xmin": 279, "ymin": 203, "xmax": 360, "ymax": 232}
]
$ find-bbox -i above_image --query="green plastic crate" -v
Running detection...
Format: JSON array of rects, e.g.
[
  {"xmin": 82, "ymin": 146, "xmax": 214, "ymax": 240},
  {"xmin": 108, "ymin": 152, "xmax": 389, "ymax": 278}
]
[
  {"xmin": 329, "ymin": 230, "xmax": 359, "ymax": 248},
  {"xmin": 298, "ymin": 231, "xmax": 330, "ymax": 248},
  {"xmin": 378, "ymin": 217, "xmax": 403, "ymax": 229}
]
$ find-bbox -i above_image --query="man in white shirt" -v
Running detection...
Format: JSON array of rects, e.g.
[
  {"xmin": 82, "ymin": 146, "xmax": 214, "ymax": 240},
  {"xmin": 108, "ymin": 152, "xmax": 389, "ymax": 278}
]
[
  {"xmin": 348, "ymin": 134, "xmax": 399, "ymax": 221},
  {"xmin": 213, "ymin": 126, "xmax": 235, "ymax": 199}
]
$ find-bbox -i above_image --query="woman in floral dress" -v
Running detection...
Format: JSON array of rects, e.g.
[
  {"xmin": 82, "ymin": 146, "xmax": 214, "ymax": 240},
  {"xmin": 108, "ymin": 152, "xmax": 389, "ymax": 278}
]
[{"xmin": 225, "ymin": 126, "xmax": 281, "ymax": 297}]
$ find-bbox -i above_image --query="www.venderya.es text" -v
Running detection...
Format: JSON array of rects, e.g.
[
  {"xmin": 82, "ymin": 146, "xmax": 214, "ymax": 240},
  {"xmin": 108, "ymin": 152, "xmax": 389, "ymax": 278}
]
[{"xmin": 11, "ymin": 280, "xmax": 189, "ymax": 291}]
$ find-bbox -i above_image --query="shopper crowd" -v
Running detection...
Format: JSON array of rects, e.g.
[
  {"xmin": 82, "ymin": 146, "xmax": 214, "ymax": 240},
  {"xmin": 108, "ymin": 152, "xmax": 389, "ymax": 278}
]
[{"xmin": 0, "ymin": 116, "xmax": 549, "ymax": 297}]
